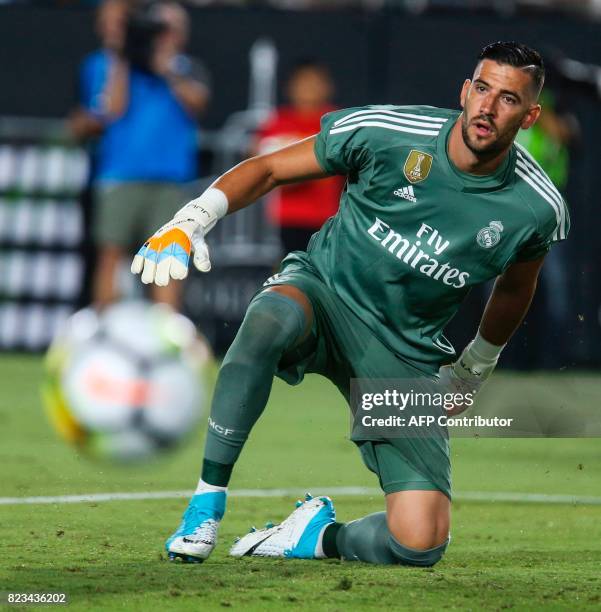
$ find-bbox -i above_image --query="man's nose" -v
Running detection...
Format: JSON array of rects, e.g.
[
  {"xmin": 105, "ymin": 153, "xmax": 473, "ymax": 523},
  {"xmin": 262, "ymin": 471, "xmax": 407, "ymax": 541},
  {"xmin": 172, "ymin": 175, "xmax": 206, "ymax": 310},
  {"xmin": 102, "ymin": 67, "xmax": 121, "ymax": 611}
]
[{"xmin": 479, "ymin": 93, "xmax": 497, "ymax": 117}]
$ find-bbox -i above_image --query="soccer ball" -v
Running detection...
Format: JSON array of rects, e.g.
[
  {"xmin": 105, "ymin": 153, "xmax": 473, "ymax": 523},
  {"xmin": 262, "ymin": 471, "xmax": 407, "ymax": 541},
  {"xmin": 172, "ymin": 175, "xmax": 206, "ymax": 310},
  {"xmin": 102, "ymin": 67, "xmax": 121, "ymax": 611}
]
[{"xmin": 43, "ymin": 301, "xmax": 210, "ymax": 461}]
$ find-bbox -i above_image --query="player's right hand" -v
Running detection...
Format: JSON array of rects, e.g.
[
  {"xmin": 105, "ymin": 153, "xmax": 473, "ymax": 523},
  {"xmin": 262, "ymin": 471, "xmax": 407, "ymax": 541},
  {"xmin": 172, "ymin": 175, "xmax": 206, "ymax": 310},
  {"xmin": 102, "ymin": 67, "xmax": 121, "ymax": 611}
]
[
  {"xmin": 131, "ymin": 217, "xmax": 211, "ymax": 287},
  {"xmin": 437, "ymin": 337, "xmax": 499, "ymax": 415}
]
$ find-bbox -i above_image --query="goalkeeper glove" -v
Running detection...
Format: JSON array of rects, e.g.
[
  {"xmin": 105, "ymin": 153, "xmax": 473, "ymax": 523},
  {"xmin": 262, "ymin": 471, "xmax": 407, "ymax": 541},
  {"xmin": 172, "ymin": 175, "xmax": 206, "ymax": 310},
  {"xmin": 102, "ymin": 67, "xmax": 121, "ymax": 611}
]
[
  {"xmin": 131, "ymin": 188, "xmax": 228, "ymax": 286},
  {"xmin": 438, "ymin": 331, "xmax": 505, "ymax": 414}
]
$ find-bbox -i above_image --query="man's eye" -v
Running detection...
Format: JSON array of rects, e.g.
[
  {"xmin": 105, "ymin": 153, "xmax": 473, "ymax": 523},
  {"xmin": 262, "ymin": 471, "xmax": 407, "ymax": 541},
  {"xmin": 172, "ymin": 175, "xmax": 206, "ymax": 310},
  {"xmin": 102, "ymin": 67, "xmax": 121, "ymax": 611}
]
[{"xmin": 504, "ymin": 96, "xmax": 516, "ymax": 104}]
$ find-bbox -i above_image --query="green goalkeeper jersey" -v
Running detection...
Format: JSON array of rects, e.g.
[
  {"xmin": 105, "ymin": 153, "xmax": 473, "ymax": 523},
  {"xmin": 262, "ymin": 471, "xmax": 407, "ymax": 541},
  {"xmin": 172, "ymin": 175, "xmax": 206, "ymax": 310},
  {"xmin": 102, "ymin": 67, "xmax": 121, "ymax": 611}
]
[{"xmin": 304, "ymin": 104, "xmax": 570, "ymax": 370}]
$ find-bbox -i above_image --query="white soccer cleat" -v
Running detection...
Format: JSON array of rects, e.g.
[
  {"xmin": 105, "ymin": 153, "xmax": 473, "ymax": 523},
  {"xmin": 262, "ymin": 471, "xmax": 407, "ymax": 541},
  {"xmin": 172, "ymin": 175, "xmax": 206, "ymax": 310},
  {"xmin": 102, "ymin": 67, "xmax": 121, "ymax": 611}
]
[
  {"xmin": 167, "ymin": 518, "xmax": 219, "ymax": 563},
  {"xmin": 166, "ymin": 491, "xmax": 225, "ymax": 563},
  {"xmin": 229, "ymin": 494, "xmax": 335, "ymax": 559}
]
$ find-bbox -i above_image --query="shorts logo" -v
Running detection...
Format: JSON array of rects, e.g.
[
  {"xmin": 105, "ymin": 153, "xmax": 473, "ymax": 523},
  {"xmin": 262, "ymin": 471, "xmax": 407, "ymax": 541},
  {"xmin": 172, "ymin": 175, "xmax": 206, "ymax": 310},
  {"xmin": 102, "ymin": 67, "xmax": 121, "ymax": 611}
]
[
  {"xmin": 476, "ymin": 221, "xmax": 504, "ymax": 249},
  {"xmin": 404, "ymin": 150, "xmax": 433, "ymax": 184}
]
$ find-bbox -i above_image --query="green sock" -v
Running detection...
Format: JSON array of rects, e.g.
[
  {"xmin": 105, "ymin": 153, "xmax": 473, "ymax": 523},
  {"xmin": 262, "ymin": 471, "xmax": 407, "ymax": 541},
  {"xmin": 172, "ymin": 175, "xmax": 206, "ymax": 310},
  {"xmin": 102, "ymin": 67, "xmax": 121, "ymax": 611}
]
[
  {"xmin": 333, "ymin": 511, "xmax": 449, "ymax": 566},
  {"xmin": 335, "ymin": 512, "xmax": 398, "ymax": 564},
  {"xmin": 201, "ymin": 459, "xmax": 233, "ymax": 488},
  {"xmin": 203, "ymin": 291, "xmax": 307, "ymax": 467},
  {"xmin": 322, "ymin": 522, "xmax": 343, "ymax": 558}
]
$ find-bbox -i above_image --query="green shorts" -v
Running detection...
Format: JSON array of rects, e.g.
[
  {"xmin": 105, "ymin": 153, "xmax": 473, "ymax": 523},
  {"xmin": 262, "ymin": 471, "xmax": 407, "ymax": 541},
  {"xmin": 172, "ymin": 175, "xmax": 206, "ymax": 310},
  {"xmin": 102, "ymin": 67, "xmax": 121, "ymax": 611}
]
[
  {"xmin": 262, "ymin": 253, "xmax": 451, "ymax": 500},
  {"xmin": 94, "ymin": 182, "xmax": 191, "ymax": 248}
]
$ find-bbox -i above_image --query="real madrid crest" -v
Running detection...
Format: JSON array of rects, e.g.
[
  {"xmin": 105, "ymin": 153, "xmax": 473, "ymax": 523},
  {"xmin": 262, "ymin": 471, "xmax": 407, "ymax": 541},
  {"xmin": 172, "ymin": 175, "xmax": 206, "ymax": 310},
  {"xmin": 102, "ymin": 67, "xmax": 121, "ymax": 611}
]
[
  {"xmin": 477, "ymin": 221, "xmax": 504, "ymax": 249},
  {"xmin": 403, "ymin": 149, "xmax": 433, "ymax": 184}
]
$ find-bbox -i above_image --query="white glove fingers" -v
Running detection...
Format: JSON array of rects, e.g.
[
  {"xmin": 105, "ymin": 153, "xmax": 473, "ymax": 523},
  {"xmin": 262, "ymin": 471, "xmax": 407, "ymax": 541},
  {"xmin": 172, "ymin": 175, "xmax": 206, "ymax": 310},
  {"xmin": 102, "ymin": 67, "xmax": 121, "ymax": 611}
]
[
  {"xmin": 132, "ymin": 240, "xmax": 152, "ymax": 275},
  {"xmin": 159, "ymin": 231, "xmax": 193, "ymax": 284},
  {"xmin": 131, "ymin": 221, "xmax": 195, "ymax": 286},
  {"xmin": 141, "ymin": 256, "xmax": 158, "ymax": 284},
  {"xmin": 155, "ymin": 257, "xmax": 172, "ymax": 286},
  {"xmin": 170, "ymin": 259, "xmax": 189, "ymax": 280},
  {"xmin": 131, "ymin": 250, "xmax": 145, "ymax": 275}
]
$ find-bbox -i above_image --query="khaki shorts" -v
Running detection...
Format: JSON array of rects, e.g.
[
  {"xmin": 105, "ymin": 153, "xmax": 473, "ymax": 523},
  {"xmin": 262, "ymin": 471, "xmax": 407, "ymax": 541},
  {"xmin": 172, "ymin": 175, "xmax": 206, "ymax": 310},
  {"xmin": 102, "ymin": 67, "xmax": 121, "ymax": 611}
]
[{"xmin": 94, "ymin": 182, "xmax": 191, "ymax": 248}]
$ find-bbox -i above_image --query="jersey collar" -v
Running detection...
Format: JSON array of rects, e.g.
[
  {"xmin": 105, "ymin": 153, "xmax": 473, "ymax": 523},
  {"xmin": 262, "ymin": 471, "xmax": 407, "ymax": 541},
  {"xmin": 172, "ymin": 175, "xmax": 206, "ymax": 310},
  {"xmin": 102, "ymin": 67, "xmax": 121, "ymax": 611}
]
[{"xmin": 436, "ymin": 113, "xmax": 516, "ymax": 194}]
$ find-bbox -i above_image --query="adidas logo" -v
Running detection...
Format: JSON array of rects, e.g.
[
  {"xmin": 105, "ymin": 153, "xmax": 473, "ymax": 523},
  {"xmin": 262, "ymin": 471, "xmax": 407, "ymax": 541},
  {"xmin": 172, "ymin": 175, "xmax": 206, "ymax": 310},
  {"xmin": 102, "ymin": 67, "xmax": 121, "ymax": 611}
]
[{"xmin": 393, "ymin": 185, "xmax": 417, "ymax": 203}]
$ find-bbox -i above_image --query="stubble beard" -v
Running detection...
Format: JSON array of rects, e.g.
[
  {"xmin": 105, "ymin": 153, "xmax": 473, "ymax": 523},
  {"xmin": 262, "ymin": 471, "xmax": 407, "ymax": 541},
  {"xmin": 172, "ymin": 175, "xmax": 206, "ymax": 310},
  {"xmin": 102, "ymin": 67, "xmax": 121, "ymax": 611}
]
[{"xmin": 460, "ymin": 111, "xmax": 521, "ymax": 161}]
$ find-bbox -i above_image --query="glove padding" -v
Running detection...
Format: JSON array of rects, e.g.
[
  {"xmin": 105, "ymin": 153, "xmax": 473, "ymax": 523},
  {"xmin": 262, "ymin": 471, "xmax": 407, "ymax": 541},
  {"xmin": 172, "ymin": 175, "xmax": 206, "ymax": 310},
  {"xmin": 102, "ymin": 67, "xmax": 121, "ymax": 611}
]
[
  {"xmin": 131, "ymin": 217, "xmax": 211, "ymax": 286},
  {"xmin": 438, "ymin": 339, "xmax": 498, "ymax": 416}
]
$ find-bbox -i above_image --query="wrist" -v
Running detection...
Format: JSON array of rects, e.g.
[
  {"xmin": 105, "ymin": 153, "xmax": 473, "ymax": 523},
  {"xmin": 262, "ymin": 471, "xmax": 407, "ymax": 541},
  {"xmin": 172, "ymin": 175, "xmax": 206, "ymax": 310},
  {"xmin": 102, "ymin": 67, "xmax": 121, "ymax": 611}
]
[
  {"xmin": 469, "ymin": 331, "xmax": 505, "ymax": 365},
  {"xmin": 453, "ymin": 331, "xmax": 505, "ymax": 381},
  {"xmin": 175, "ymin": 188, "xmax": 229, "ymax": 232}
]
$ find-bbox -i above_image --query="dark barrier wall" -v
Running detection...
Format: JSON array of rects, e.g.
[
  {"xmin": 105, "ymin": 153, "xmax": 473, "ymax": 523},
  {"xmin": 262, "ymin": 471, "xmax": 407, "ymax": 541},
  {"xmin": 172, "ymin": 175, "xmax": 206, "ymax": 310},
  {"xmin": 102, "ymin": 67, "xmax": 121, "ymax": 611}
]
[
  {"xmin": 1, "ymin": 8, "xmax": 600, "ymax": 124},
  {"xmin": 0, "ymin": 6, "xmax": 373, "ymax": 127},
  {"xmin": 0, "ymin": 6, "xmax": 599, "ymax": 367}
]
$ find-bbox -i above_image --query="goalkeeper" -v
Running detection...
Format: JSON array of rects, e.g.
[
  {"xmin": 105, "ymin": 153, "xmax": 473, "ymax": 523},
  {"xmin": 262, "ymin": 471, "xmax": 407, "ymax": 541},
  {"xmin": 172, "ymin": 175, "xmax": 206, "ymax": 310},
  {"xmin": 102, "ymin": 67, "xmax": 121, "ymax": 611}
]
[{"xmin": 132, "ymin": 41, "xmax": 569, "ymax": 566}]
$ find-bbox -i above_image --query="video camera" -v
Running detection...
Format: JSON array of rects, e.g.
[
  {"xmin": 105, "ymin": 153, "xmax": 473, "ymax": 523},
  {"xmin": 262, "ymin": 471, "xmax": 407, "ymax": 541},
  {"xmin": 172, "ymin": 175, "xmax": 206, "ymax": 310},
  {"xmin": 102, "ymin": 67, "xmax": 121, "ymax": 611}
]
[{"xmin": 123, "ymin": 3, "xmax": 168, "ymax": 73}]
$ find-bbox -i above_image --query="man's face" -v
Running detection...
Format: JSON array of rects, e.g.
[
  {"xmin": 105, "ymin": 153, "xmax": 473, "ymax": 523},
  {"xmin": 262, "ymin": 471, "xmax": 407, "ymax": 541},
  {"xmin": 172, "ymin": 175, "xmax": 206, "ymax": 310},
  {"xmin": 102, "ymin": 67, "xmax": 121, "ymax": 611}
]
[
  {"xmin": 460, "ymin": 59, "xmax": 541, "ymax": 159},
  {"xmin": 156, "ymin": 4, "xmax": 188, "ymax": 53},
  {"xmin": 287, "ymin": 68, "xmax": 334, "ymax": 110},
  {"xmin": 97, "ymin": 0, "xmax": 128, "ymax": 50}
]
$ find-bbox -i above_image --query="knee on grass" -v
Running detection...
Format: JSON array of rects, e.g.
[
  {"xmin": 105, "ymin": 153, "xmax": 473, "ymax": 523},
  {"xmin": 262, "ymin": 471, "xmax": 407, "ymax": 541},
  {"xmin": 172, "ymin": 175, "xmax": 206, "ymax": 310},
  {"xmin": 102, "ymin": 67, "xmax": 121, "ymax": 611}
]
[
  {"xmin": 385, "ymin": 490, "xmax": 450, "ymax": 565},
  {"xmin": 334, "ymin": 511, "xmax": 449, "ymax": 566},
  {"xmin": 386, "ymin": 511, "xmax": 450, "ymax": 567},
  {"xmin": 388, "ymin": 533, "xmax": 450, "ymax": 567}
]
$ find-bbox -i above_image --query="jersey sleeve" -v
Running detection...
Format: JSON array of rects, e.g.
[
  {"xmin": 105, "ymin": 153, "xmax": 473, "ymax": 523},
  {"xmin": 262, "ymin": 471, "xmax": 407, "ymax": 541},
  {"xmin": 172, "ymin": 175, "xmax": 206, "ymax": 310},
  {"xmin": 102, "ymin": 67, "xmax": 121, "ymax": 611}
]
[
  {"xmin": 314, "ymin": 107, "xmax": 373, "ymax": 175},
  {"xmin": 515, "ymin": 196, "xmax": 571, "ymax": 262},
  {"xmin": 79, "ymin": 53, "xmax": 110, "ymax": 116}
]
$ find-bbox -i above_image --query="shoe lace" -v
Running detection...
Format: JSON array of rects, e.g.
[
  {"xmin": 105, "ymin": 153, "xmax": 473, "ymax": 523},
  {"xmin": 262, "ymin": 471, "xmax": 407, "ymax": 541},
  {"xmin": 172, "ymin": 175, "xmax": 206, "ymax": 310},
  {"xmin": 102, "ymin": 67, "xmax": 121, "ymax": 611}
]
[{"xmin": 190, "ymin": 519, "xmax": 218, "ymax": 543}]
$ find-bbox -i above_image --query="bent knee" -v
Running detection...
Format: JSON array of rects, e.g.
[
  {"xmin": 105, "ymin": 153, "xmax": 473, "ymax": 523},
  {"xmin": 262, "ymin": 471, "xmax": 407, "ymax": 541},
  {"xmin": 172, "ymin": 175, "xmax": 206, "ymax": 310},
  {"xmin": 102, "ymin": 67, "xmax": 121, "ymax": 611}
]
[
  {"xmin": 230, "ymin": 289, "xmax": 308, "ymax": 360},
  {"xmin": 388, "ymin": 524, "xmax": 449, "ymax": 551},
  {"xmin": 386, "ymin": 511, "xmax": 450, "ymax": 566},
  {"xmin": 386, "ymin": 490, "xmax": 450, "ymax": 551},
  {"xmin": 389, "ymin": 534, "xmax": 450, "ymax": 567},
  {"xmin": 264, "ymin": 285, "xmax": 313, "ymax": 340}
]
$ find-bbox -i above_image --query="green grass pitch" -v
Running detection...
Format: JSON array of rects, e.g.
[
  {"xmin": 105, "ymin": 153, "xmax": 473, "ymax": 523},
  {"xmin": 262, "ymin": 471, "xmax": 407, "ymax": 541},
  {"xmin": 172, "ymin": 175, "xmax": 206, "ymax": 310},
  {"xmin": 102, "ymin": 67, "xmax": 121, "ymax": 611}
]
[{"xmin": 1, "ymin": 355, "xmax": 601, "ymax": 610}]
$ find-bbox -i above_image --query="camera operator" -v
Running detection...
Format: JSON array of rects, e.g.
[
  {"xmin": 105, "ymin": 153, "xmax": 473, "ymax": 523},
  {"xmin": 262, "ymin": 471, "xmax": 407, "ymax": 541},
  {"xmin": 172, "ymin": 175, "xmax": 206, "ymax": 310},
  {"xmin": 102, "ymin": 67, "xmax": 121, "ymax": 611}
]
[{"xmin": 71, "ymin": 0, "xmax": 210, "ymax": 310}]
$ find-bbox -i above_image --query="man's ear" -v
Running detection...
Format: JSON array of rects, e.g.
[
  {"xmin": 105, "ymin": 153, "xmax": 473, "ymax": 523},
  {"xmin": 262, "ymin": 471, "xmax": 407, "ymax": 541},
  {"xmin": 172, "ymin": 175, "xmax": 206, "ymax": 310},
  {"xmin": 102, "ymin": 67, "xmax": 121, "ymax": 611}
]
[
  {"xmin": 460, "ymin": 79, "xmax": 471, "ymax": 109},
  {"xmin": 521, "ymin": 104, "xmax": 541, "ymax": 130}
]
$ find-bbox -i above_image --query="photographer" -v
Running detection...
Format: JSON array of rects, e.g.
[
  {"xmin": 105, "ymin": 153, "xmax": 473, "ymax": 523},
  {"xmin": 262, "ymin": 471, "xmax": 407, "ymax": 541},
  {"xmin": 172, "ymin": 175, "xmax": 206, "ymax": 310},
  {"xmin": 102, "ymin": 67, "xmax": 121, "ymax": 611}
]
[{"xmin": 71, "ymin": 0, "xmax": 210, "ymax": 309}]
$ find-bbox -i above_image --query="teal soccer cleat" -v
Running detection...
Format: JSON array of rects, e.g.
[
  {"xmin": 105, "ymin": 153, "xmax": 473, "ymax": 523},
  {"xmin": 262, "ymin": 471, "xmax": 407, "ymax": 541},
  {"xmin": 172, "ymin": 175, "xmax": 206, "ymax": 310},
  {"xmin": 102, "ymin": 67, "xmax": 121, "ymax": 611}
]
[{"xmin": 166, "ymin": 491, "xmax": 226, "ymax": 563}]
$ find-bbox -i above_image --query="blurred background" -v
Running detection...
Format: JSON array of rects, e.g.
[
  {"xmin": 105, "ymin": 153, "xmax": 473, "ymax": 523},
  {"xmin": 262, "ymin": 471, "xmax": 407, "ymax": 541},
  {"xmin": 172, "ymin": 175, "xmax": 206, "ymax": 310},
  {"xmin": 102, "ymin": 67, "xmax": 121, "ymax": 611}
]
[
  {"xmin": 2, "ymin": 9, "xmax": 599, "ymax": 604},
  {"xmin": 0, "ymin": 0, "xmax": 600, "ymax": 372}
]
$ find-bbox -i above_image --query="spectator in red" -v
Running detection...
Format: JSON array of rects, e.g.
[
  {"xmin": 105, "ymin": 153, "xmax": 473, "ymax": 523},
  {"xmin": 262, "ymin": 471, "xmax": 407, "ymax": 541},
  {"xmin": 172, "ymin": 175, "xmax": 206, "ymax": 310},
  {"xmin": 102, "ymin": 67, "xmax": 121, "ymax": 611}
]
[{"xmin": 256, "ymin": 61, "xmax": 345, "ymax": 254}]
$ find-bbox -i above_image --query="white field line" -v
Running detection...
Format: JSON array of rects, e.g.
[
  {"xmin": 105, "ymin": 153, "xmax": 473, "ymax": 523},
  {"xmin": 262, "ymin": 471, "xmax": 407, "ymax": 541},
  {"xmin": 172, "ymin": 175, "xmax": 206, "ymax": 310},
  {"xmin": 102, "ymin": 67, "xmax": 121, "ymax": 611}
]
[{"xmin": 1, "ymin": 487, "xmax": 601, "ymax": 506}]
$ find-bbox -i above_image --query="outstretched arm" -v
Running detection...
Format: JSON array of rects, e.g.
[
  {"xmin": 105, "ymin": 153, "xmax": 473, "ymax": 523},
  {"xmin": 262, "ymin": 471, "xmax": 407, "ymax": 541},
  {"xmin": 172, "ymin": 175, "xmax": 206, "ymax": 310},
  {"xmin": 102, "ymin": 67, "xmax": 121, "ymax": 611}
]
[
  {"xmin": 213, "ymin": 136, "xmax": 328, "ymax": 214},
  {"xmin": 131, "ymin": 137, "xmax": 330, "ymax": 285}
]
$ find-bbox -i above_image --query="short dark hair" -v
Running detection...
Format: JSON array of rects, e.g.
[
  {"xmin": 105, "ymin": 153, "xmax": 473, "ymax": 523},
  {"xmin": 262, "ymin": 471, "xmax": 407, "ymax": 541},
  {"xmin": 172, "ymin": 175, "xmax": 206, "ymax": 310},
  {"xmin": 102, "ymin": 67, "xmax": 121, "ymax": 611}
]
[
  {"xmin": 478, "ymin": 41, "xmax": 545, "ymax": 97},
  {"xmin": 288, "ymin": 59, "xmax": 331, "ymax": 79}
]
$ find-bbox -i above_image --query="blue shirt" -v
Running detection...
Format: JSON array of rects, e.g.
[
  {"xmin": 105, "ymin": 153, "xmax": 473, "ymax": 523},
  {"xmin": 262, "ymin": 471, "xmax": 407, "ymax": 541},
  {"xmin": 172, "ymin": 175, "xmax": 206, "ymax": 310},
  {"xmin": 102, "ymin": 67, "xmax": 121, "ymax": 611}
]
[{"xmin": 80, "ymin": 50, "xmax": 199, "ymax": 183}]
